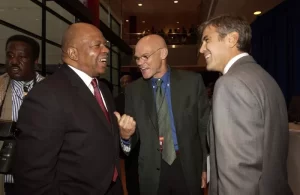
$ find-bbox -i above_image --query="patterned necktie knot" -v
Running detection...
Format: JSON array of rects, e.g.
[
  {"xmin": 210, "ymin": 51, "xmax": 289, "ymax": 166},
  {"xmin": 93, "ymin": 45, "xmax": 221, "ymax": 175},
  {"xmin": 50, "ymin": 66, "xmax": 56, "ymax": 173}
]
[{"xmin": 91, "ymin": 79, "xmax": 98, "ymax": 88}]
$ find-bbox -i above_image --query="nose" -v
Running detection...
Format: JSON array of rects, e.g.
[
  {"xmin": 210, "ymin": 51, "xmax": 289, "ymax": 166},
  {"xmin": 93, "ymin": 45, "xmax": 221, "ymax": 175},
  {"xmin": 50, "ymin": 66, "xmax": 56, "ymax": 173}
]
[
  {"xmin": 102, "ymin": 45, "xmax": 109, "ymax": 54},
  {"xmin": 9, "ymin": 56, "xmax": 19, "ymax": 65},
  {"xmin": 136, "ymin": 58, "xmax": 144, "ymax": 66},
  {"xmin": 199, "ymin": 42, "xmax": 206, "ymax": 54}
]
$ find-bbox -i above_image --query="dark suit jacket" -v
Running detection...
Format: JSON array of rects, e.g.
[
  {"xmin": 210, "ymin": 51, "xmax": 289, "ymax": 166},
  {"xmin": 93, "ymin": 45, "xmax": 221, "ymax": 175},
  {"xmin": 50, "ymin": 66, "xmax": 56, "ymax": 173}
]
[
  {"xmin": 209, "ymin": 55, "xmax": 292, "ymax": 195},
  {"xmin": 13, "ymin": 65, "xmax": 121, "ymax": 195},
  {"xmin": 124, "ymin": 69, "xmax": 210, "ymax": 195}
]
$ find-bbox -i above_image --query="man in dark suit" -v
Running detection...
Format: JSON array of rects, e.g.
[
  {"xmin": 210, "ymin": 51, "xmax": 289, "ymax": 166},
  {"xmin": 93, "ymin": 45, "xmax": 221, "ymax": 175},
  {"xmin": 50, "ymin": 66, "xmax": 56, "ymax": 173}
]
[
  {"xmin": 116, "ymin": 34, "xmax": 210, "ymax": 195},
  {"xmin": 13, "ymin": 23, "xmax": 133, "ymax": 195},
  {"xmin": 199, "ymin": 15, "xmax": 292, "ymax": 195}
]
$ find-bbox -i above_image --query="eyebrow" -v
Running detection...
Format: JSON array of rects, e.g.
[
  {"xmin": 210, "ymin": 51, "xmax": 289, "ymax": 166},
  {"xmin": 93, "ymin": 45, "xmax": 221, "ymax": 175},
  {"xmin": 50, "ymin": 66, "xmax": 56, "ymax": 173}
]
[{"xmin": 202, "ymin": 35, "xmax": 208, "ymax": 41}]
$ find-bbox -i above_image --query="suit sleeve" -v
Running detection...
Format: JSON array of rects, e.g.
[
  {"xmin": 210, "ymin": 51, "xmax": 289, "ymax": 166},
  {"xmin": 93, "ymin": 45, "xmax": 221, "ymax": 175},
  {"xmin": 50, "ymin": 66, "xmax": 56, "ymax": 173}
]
[
  {"xmin": 197, "ymin": 75, "xmax": 210, "ymax": 171},
  {"xmin": 121, "ymin": 85, "xmax": 139, "ymax": 155},
  {"xmin": 214, "ymin": 77, "xmax": 263, "ymax": 194},
  {"xmin": 13, "ymin": 87, "xmax": 64, "ymax": 195}
]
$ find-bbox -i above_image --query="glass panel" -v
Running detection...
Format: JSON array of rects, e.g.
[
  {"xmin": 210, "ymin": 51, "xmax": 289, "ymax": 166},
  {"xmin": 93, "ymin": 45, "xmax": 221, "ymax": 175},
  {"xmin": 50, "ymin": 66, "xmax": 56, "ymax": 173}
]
[
  {"xmin": 0, "ymin": 25, "xmax": 42, "ymax": 64},
  {"xmin": 111, "ymin": 17, "xmax": 120, "ymax": 36},
  {"xmin": 46, "ymin": 11, "xmax": 70, "ymax": 44},
  {"xmin": 46, "ymin": 44, "xmax": 61, "ymax": 65},
  {"xmin": 46, "ymin": 1, "xmax": 75, "ymax": 23},
  {"xmin": 112, "ymin": 46, "xmax": 119, "ymax": 53},
  {"xmin": 100, "ymin": 5, "xmax": 110, "ymax": 27},
  {"xmin": 111, "ymin": 52, "xmax": 119, "ymax": 69},
  {"xmin": 0, "ymin": 0, "xmax": 41, "ymax": 35},
  {"xmin": 101, "ymin": 67, "xmax": 111, "ymax": 81},
  {"xmin": 113, "ymin": 86, "xmax": 119, "ymax": 97},
  {"xmin": 112, "ymin": 69, "xmax": 119, "ymax": 85}
]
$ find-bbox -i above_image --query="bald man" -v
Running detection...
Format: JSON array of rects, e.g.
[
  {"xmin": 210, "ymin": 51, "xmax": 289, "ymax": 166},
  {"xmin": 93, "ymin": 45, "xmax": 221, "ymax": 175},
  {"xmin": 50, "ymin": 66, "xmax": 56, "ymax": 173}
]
[
  {"xmin": 118, "ymin": 34, "xmax": 210, "ymax": 195},
  {"xmin": 13, "ymin": 23, "xmax": 135, "ymax": 195}
]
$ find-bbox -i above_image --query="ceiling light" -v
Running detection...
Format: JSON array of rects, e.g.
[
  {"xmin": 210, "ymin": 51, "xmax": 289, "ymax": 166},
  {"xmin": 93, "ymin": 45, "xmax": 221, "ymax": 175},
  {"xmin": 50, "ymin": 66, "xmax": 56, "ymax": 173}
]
[
  {"xmin": 172, "ymin": 45, "xmax": 176, "ymax": 48},
  {"xmin": 254, "ymin": 11, "xmax": 262, "ymax": 15},
  {"xmin": 142, "ymin": 21, "xmax": 145, "ymax": 23},
  {"xmin": 177, "ymin": 22, "xmax": 179, "ymax": 24},
  {"xmin": 126, "ymin": 20, "xmax": 129, "ymax": 22},
  {"xmin": 138, "ymin": 3, "xmax": 142, "ymax": 6},
  {"xmin": 174, "ymin": 1, "xmax": 179, "ymax": 3}
]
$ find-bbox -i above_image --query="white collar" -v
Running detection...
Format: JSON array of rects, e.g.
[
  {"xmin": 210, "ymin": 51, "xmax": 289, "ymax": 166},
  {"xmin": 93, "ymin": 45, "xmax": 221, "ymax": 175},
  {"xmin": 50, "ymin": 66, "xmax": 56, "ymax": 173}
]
[
  {"xmin": 68, "ymin": 65, "xmax": 94, "ymax": 88},
  {"xmin": 223, "ymin": 53, "xmax": 249, "ymax": 74}
]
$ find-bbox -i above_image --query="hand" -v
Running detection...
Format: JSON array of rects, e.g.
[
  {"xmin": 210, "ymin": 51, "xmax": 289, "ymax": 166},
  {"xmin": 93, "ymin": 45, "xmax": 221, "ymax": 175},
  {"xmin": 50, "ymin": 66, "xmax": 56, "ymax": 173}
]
[
  {"xmin": 201, "ymin": 171, "xmax": 207, "ymax": 189},
  {"xmin": 114, "ymin": 112, "xmax": 136, "ymax": 140}
]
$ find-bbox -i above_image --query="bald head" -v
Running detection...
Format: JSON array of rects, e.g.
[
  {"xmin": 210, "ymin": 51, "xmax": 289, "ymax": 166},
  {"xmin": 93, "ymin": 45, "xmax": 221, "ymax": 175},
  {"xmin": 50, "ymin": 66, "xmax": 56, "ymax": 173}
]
[
  {"xmin": 136, "ymin": 34, "xmax": 167, "ymax": 52},
  {"xmin": 61, "ymin": 22, "xmax": 109, "ymax": 77},
  {"xmin": 61, "ymin": 23, "xmax": 102, "ymax": 55}
]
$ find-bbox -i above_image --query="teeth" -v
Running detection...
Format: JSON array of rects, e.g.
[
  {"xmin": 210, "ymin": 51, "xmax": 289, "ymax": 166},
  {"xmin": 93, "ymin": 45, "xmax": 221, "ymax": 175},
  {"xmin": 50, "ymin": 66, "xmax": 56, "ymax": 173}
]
[
  {"xmin": 205, "ymin": 54, "xmax": 211, "ymax": 59},
  {"xmin": 100, "ymin": 59, "xmax": 106, "ymax": 62}
]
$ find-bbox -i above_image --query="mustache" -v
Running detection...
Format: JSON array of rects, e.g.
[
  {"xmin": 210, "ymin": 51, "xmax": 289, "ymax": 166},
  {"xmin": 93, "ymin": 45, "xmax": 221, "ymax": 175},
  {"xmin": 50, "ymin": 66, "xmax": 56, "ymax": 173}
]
[{"xmin": 8, "ymin": 64, "xmax": 21, "ymax": 69}]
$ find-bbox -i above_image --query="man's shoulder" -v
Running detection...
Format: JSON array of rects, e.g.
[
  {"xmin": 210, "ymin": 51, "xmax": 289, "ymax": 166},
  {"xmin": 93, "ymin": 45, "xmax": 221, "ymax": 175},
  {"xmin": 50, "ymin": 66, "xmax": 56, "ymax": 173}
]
[{"xmin": 0, "ymin": 73, "xmax": 9, "ymax": 80}]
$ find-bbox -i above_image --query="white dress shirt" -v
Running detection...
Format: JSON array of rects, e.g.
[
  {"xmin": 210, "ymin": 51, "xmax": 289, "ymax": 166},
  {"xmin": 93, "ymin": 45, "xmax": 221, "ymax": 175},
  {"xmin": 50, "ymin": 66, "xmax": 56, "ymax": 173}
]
[
  {"xmin": 223, "ymin": 53, "xmax": 249, "ymax": 74},
  {"xmin": 68, "ymin": 65, "xmax": 108, "ymax": 110}
]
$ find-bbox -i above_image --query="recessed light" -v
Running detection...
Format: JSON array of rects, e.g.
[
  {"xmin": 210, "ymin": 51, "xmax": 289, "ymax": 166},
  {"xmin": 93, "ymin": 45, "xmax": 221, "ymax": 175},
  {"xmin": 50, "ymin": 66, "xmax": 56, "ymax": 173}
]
[
  {"xmin": 126, "ymin": 20, "xmax": 129, "ymax": 22},
  {"xmin": 142, "ymin": 21, "xmax": 145, "ymax": 23},
  {"xmin": 172, "ymin": 45, "xmax": 176, "ymax": 48},
  {"xmin": 138, "ymin": 3, "xmax": 142, "ymax": 6},
  {"xmin": 254, "ymin": 11, "xmax": 262, "ymax": 15},
  {"xmin": 177, "ymin": 22, "xmax": 179, "ymax": 24},
  {"xmin": 174, "ymin": 1, "xmax": 179, "ymax": 3}
]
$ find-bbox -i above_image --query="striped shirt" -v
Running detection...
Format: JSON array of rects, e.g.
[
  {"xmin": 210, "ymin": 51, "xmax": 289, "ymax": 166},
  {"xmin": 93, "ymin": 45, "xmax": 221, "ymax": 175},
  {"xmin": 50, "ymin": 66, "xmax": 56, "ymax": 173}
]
[{"xmin": 5, "ymin": 72, "xmax": 44, "ymax": 183}]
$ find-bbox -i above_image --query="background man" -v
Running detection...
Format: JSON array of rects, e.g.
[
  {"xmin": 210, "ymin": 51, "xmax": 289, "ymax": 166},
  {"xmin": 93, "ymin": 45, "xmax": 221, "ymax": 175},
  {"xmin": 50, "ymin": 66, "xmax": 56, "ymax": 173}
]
[
  {"xmin": 199, "ymin": 15, "xmax": 292, "ymax": 195},
  {"xmin": 0, "ymin": 34, "xmax": 44, "ymax": 195},
  {"xmin": 118, "ymin": 34, "xmax": 210, "ymax": 195}
]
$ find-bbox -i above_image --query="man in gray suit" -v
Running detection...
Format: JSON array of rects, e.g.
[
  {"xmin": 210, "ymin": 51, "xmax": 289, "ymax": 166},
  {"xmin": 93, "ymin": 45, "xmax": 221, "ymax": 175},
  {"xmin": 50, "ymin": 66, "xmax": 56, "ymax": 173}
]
[{"xmin": 199, "ymin": 15, "xmax": 292, "ymax": 195}]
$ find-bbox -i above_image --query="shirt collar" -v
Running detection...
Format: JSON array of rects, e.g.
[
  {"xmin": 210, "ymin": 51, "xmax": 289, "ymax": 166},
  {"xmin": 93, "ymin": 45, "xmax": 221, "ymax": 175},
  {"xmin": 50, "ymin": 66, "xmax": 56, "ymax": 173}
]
[
  {"xmin": 223, "ymin": 53, "xmax": 249, "ymax": 74},
  {"xmin": 151, "ymin": 68, "xmax": 170, "ymax": 87},
  {"xmin": 68, "ymin": 65, "xmax": 94, "ymax": 87}
]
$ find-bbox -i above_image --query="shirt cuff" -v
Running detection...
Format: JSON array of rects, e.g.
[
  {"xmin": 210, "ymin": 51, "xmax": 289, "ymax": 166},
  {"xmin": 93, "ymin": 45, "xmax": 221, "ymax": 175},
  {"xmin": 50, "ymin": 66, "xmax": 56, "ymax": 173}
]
[{"xmin": 120, "ymin": 138, "xmax": 131, "ymax": 153}]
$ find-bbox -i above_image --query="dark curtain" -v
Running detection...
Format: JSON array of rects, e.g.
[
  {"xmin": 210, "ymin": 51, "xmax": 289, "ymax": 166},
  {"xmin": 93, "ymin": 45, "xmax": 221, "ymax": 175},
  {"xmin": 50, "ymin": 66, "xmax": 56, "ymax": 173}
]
[{"xmin": 251, "ymin": 0, "xmax": 300, "ymax": 105}]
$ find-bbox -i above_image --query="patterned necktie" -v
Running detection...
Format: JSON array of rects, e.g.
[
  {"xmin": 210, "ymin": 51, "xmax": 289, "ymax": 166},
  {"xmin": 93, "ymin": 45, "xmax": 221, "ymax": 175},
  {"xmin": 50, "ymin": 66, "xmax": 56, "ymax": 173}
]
[
  {"xmin": 156, "ymin": 79, "xmax": 176, "ymax": 165},
  {"xmin": 91, "ymin": 79, "xmax": 118, "ymax": 181}
]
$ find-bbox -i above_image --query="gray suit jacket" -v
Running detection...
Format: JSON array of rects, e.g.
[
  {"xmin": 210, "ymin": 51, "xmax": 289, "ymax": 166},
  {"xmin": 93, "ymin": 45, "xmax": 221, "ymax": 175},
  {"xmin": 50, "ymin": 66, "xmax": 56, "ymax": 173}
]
[
  {"xmin": 125, "ymin": 69, "xmax": 210, "ymax": 195},
  {"xmin": 209, "ymin": 55, "xmax": 293, "ymax": 195}
]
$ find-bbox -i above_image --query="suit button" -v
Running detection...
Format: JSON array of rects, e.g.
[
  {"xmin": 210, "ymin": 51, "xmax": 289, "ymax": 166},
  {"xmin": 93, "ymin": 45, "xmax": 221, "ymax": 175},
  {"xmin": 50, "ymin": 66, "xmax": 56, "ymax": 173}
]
[{"xmin": 156, "ymin": 168, "xmax": 160, "ymax": 170}]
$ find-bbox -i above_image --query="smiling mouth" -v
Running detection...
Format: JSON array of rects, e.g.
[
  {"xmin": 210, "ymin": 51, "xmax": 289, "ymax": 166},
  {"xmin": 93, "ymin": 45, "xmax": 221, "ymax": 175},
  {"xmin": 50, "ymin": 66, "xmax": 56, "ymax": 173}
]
[{"xmin": 10, "ymin": 67, "xmax": 21, "ymax": 73}]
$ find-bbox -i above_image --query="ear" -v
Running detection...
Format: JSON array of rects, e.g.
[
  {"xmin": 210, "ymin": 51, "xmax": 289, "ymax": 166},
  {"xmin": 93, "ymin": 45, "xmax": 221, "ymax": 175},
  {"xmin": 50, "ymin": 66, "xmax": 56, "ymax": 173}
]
[
  {"xmin": 67, "ymin": 47, "xmax": 78, "ymax": 61},
  {"xmin": 227, "ymin": 31, "xmax": 239, "ymax": 48},
  {"xmin": 34, "ymin": 58, "xmax": 39, "ymax": 64},
  {"xmin": 160, "ymin": 48, "xmax": 168, "ymax": 60}
]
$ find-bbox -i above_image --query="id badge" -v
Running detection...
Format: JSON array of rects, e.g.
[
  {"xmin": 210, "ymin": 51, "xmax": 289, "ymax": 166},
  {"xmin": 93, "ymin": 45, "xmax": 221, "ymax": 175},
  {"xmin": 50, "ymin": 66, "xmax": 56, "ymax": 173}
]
[{"xmin": 159, "ymin": 136, "xmax": 164, "ymax": 152}]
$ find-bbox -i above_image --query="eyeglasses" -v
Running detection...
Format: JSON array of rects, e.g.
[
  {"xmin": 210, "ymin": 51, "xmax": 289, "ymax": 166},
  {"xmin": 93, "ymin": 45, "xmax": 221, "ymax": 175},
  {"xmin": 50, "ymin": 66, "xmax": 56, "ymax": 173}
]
[{"xmin": 133, "ymin": 48, "xmax": 163, "ymax": 63}]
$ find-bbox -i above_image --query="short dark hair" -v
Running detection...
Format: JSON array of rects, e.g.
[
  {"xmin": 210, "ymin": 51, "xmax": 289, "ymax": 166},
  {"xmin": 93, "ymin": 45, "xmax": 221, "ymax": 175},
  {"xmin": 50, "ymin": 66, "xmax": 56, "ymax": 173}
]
[
  {"xmin": 198, "ymin": 15, "xmax": 252, "ymax": 52},
  {"xmin": 5, "ymin": 35, "xmax": 40, "ymax": 60}
]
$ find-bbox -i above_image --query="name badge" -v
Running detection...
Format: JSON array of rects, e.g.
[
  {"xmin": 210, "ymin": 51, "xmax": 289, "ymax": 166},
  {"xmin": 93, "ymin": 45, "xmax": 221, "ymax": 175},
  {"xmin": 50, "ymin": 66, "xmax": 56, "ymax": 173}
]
[{"xmin": 159, "ymin": 136, "xmax": 164, "ymax": 152}]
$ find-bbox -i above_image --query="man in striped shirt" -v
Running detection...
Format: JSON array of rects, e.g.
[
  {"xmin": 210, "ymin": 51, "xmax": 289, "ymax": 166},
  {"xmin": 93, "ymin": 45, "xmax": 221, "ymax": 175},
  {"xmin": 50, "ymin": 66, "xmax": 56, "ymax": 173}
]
[{"xmin": 0, "ymin": 35, "xmax": 44, "ymax": 195}]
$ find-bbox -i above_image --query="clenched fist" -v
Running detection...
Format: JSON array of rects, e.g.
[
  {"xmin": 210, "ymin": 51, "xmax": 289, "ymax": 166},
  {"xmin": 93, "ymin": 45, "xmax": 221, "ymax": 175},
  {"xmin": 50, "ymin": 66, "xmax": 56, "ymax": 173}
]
[{"xmin": 114, "ymin": 112, "xmax": 136, "ymax": 140}]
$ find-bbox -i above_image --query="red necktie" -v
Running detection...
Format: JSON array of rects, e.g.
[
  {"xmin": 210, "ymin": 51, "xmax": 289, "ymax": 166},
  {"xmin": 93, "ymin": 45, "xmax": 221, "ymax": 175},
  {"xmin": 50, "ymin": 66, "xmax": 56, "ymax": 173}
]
[{"xmin": 91, "ymin": 79, "xmax": 118, "ymax": 181}]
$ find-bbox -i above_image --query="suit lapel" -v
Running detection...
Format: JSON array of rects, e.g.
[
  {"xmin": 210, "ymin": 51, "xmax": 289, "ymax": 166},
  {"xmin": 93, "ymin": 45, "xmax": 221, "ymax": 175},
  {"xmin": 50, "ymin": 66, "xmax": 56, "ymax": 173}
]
[
  {"xmin": 142, "ymin": 80, "xmax": 159, "ymax": 134},
  {"xmin": 62, "ymin": 65, "xmax": 111, "ymax": 131},
  {"xmin": 170, "ymin": 70, "xmax": 182, "ymax": 133}
]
